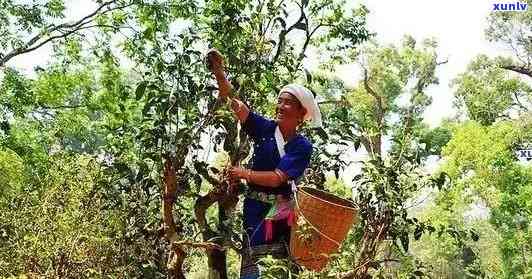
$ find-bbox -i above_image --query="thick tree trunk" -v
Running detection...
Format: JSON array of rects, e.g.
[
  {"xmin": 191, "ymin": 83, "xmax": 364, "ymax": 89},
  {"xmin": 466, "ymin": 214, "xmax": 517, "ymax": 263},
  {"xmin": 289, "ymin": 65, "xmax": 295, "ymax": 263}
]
[
  {"xmin": 206, "ymin": 247, "xmax": 227, "ymax": 279},
  {"xmin": 194, "ymin": 117, "xmax": 247, "ymax": 278},
  {"xmin": 194, "ymin": 183, "xmax": 238, "ymax": 279}
]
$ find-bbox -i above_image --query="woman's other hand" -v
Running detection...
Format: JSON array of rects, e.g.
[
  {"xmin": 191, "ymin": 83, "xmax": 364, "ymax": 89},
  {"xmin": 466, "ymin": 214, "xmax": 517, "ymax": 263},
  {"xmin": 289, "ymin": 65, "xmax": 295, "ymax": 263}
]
[
  {"xmin": 228, "ymin": 166, "xmax": 247, "ymax": 194},
  {"xmin": 229, "ymin": 166, "xmax": 246, "ymax": 180},
  {"xmin": 229, "ymin": 167, "xmax": 288, "ymax": 188}
]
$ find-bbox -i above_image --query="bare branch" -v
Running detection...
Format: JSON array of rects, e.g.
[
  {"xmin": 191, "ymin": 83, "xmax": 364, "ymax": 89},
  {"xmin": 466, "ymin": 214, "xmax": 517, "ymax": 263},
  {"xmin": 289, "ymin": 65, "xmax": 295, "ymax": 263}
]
[
  {"xmin": 194, "ymin": 191, "xmax": 220, "ymax": 237},
  {"xmin": 501, "ymin": 64, "xmax": 532, "ymax": 78},
  {"xmin": 271, "ymin": 2, "xmax": 306, "ymax": 63},
  {"xmin": 0, "ymin": 0, "xmax": 135, "ymax": 67},
  {"xmin": 362, "ymin": 68, "xmax": 385, "ymax": 152},
  {"xmin": 40, "ymin": 104, "xmax": 87, "ymax": 110},
  {"xmin": 362, "ymin": 68, "xmax": 383, "ymax": 115},
  {"xmin": 54, "ymin": 0, "xmax": 118, "ymax": 30},
  {"xmin": 318, "ymin": 100, "xmax": 344, "ymax": 105},
  {"xmin": 513, "ymin": 91, "xmax": 530, "ymax": 112},
  {"xmin": 436, "ymin": 59, "xmax": 449, "ymax": 65}
]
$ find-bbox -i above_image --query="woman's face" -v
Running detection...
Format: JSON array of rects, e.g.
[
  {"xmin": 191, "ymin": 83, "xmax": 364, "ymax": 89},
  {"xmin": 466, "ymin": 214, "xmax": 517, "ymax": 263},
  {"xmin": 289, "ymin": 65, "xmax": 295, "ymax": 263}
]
[{"xmin": 276, "ymin": 92, "xmax": 306, "ymax": 126}]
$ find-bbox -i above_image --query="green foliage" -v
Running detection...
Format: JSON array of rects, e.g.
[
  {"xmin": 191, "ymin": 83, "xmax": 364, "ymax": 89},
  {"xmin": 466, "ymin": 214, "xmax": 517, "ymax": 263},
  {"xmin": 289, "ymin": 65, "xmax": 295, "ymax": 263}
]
[
  {"xmin": 440, "ymin": 120, "xmax": 532, "ymax": 278},
  {"xmin": 0, "ymin": 154, "xmax": 163, "ymax": 277},
  {"xmin": 419, "ymin": 126, "xmax": 452, "ymax": 157},
  {"xmin": 452, "ymin": 55, "xmax": 531, "ymax": 125},
  {"xmin": 0, "ymin": 147, "xmax": 25, "ymax": 198},
  {"xmin": 312, "ymin": 36, "xmax": 484, "ymax": 278},
  {"xmin": 444, "ymin": 6, "xmax": 532, "ymax": 274},
  {"xmin": 0, "ymin": 68, "xmax": 34, "ymax": 117}
]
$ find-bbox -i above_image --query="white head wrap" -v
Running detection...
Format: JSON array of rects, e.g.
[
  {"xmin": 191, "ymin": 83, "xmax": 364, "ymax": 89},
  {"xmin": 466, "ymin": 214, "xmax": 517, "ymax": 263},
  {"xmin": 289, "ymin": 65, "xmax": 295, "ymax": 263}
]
[{"xmin": 279, "ymin": 84, "xmax": 323, "ymax": 128}]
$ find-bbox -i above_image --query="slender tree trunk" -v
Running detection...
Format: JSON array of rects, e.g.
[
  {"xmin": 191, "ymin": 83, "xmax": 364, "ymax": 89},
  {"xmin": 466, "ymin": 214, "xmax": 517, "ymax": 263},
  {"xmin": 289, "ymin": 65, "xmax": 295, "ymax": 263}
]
[{"xmin": 162, "ymin": 157, "xmax": 187, "ymax": 279}]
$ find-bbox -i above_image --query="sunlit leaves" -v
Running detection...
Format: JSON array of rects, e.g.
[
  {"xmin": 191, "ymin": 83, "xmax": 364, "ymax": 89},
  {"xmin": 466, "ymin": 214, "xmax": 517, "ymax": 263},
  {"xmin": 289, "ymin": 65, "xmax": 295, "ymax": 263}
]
[
  {"xmin": 33, "ymin": 68, "xmax": 93, "ymax": 108},
  {"xmin": 440, "ymin": 120, "xmax": 532, "ymax": 277},
  {"xmin": 0, "ymin": 148, "xmax": 25, "ymax": 198},
  {"xmin": 452, "ymin": 55, "xmax": 531, "ymax": 125},
  {"xmin": 44, "ymin": 0, "xmax": 65, "ymax": 18},
  {"xmin": 0, "ymin": 68, "xmax": 34, "ymax": 116},
  {"xmin": 328, "ymin": 5, "xmax": 373, "ymax": 48}
]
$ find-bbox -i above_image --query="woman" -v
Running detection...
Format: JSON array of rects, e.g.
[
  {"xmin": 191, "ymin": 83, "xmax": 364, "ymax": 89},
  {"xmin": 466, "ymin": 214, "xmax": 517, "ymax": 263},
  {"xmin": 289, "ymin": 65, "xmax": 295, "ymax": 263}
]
[{"xmin": 207, "ymin": 49, "xmax": 322, "ymax": 279}]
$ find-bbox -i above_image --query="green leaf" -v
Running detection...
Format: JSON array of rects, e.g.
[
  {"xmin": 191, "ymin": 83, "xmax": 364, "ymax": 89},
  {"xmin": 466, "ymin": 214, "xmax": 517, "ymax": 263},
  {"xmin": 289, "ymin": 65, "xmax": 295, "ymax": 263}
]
[
  {"xmin": 470, "ymin": 230, "xmax": 479, "ymax": 242},
  {"xmin": 316, "ymin": 127, "xmax": 328, "ymax": 141},
  {"xmin": 135, "ymin": 81, "xmax": 147, "ymax": 100},
  {"xmin": 304, "ymin": 68, "xmax": 312, "ymax": 84},
  {"xmin": 293, "ymin": 22, "xmax": 307, "ymax": 31},
  {"xmin": 274, "ymin": 17, "xmax": 286, "ymax": 29},
  {"xmin": 399, "ymin": 233, "xmax": 409, "ymax": 252}
]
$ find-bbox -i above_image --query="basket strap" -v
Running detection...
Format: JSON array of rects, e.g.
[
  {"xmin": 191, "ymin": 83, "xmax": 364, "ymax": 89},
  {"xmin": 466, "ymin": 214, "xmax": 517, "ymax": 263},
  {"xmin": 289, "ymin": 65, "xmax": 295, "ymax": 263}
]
[
  {"xmin": 274, "ymin": 126, "xmax": 298, "ymax": 193},
  {"xmin": 274, "ymin": 126, "xmax": 286, "ymax": 157},
  {"xmin": 293, "ymin": 189, "xmax": 341, "ymax": 247}
]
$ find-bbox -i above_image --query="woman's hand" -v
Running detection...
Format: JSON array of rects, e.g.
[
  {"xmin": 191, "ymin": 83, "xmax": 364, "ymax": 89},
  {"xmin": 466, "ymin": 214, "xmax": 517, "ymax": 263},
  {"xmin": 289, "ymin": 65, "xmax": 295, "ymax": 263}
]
[
  {"xmin": 206, "ymin": 49, "xmax": 224, "ymax": 76},
  {"xmin": 229, "ymin": 166, "xmax": 247, "ymax": 180},
  {"xmin": 206, "ymin": 49, "xmax": 232, "ymax": 99},
  {"xmin": 227, "ymin": 166, "xmax": 247, "ymax": 194},
  {"xmin": 229, "ymin": 167, "xmax": 287, "ymax": 188}
]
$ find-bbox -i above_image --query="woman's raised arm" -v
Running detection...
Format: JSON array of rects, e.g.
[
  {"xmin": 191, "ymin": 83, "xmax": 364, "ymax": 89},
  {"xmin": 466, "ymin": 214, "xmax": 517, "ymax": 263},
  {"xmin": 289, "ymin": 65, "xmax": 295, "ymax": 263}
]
[{"xmin": 207, "ymin": 49, "xmax": 249, "ymax": 123}]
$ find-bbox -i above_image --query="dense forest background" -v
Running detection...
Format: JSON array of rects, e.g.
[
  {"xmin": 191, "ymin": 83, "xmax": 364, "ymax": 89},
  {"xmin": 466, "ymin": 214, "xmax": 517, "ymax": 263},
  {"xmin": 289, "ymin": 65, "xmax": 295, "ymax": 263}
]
[{"xmin": 0, "ymin": 0, "xmax": 530, "ymax": 278}]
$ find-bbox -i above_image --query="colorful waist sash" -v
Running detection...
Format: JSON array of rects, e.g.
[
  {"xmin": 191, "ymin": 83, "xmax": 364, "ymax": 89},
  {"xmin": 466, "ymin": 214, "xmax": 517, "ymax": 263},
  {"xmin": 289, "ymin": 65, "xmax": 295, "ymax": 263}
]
[{"xmin": 245, "ymin": 189, "xmax": 295, "ymax": 241}]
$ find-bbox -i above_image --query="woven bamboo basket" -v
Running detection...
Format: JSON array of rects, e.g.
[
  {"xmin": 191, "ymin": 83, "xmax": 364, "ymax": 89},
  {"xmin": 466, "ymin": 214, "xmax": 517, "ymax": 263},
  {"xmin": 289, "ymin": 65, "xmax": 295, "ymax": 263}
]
[{"xmin": 289, "ymin": 186, "xmax": 357, "ymax": 271}]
